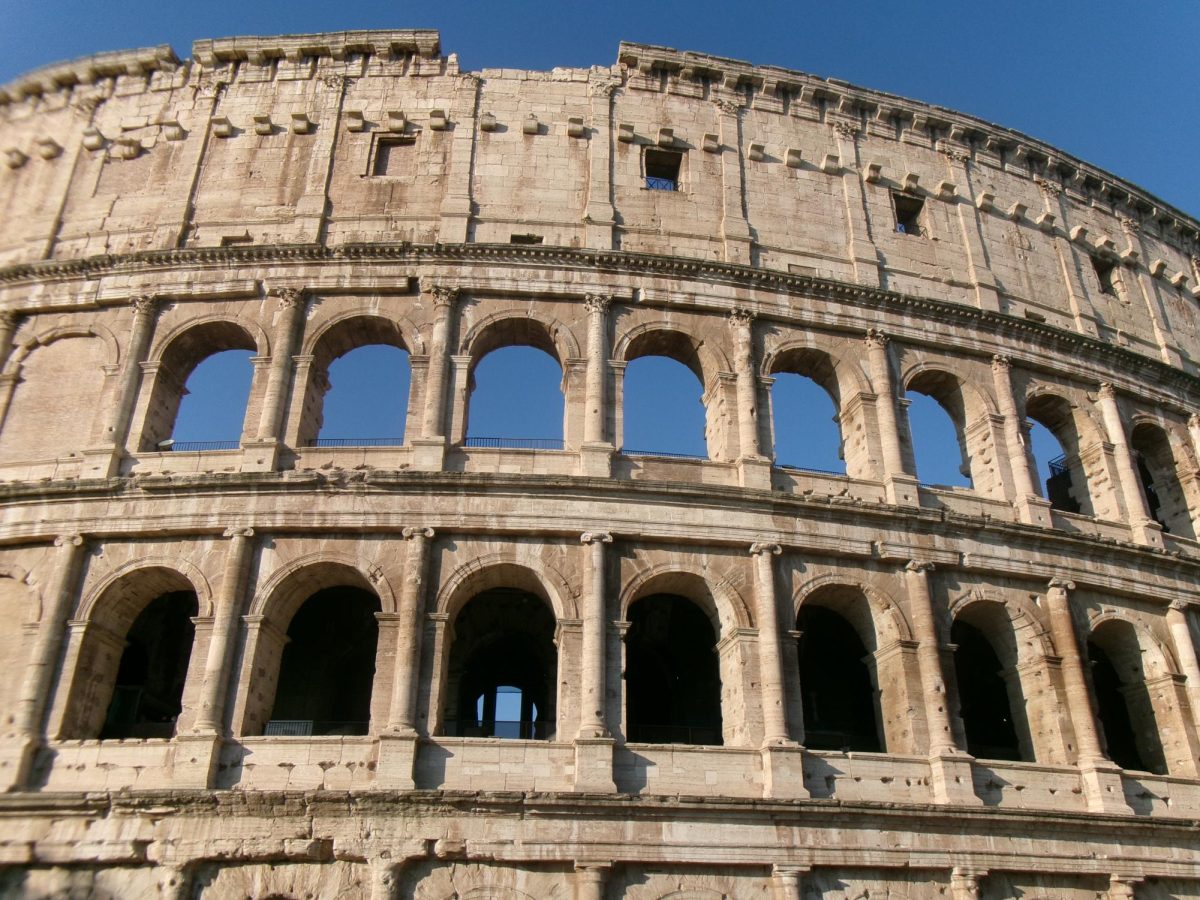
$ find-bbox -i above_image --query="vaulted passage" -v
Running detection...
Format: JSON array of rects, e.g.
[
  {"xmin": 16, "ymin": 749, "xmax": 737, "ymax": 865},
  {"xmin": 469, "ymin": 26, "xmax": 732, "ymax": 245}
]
[
  {"xmin": 625, "ymin": 593, "xmax": 722, "ymax": 745},
  {"xmin": 445, "ymin": 588, "xmax": 558, "ymax": 740},
  {"xmin": 797, "ymin": 605, "xmax": 881, "ymax": 752},
  {"xmin": 951, "ymin": 619, "xmax": 1022, "ymax": 761},
  {"xmin": 101, "ymin": 591, "xmax": 197, "ymax": 740},
  {"xmin": 1087, "ymin": 620, "xmax": 1166, "ymax": 774},
  {"xmin": 1087, "ymin": 640, "xmax": 1147, "ymax": 771},
  {"xmin": 267, "ymin": 587, "xmax": 380, "ymax": 736}
]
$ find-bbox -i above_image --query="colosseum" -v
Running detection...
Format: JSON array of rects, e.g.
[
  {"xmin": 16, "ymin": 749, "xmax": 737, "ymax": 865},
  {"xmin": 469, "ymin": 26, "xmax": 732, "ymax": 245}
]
[{"xmin": 0, "ymin": 26, "xmax": 1198, "ymax": 898}]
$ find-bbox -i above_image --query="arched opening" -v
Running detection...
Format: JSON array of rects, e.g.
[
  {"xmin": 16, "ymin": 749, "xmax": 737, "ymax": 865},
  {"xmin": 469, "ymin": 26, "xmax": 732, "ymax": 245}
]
[
  {"xmin": 100, "ymin": 591, "xmax": 197, "ymax": 740},
  {"xmin": 0, "ymin": 334, "xmax": 108, "ymax": 463},
  {"xmin": 770, "ymin": 373, "xmax": 844, "ymax": 474},
  {"xmin": 950, "ymin": 618, "xmax": 1022, "ymax": 760},
  {"xmin": 1087, "ymin": 620, "xmax": 1166, "ymax": 773},
  {"xmin": 465, "ymin": 346, "xmax": 564, "ymax": 449},
  {"xmin": 622, "ymin": 329, "xmax": 709, "ymax": 459},
  {"xmin": 300, "ymin": 316, "xmax": 413, "ymax": 447},
  {"xmin": 1130, "ymin": 423, "xmax": 1194, "ymax": 539},
  {"xmin": 1026, "ymin": 393, "xmax": 1095, "ymax": 516},
  {"xmin": 797, "ymin": 604, "xmax": 882, "ymax": 752},
  {"xmin": 142, "ymin": 322, "xmax": 257, "ymax": 452},
  {"xmin": 625, "ymin": 593, "xmax": 722, "ymax": 745},
  {"xmin": 904, "ymin": 371, "xmax": 971, "ymax": 488},
  {"xmin": 265, "ymin": 586, "xmax": 381, "ymax": 736},
  {"xmin": 444, "ymin": 587, "xmax": 558, "ymax": 740}
]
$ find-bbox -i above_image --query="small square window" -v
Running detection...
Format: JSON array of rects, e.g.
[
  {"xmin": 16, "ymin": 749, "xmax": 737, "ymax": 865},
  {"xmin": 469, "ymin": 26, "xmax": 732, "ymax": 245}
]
[
  {"xmin": 371, "ymin": 136, "xmax": 414, "ymax": 176},
  {"xmin": 893, "ymin": 193, "xmax": 925, "ymax": 236},
  {"xmin": 644, "ymin": 148, "xmax": 682, "ymax": 191},
  {"xmin": 1092, "ymin": 256, "xmax": 1120, "ymax": 297}
]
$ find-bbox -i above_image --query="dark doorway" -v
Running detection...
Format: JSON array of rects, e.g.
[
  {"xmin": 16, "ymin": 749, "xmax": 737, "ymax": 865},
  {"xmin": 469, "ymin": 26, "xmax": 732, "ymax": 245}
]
[
  {"xmin": 101, "ymin": 591, "xmax": 197, "ymax": 739},
  {"xmin": 797, "ymin": 605, "xmax": 881, "ymax": 752},
  {"xmin": 268, "ymin": 586, "xmax": 380, "ymax": 736},
  {"xmin": 951, "ymin": 619, "xmax": 1023, "ymax": 760},
  {"xmin": 625, "ymin": 593, "xmax": 723, "ymax": 745}
]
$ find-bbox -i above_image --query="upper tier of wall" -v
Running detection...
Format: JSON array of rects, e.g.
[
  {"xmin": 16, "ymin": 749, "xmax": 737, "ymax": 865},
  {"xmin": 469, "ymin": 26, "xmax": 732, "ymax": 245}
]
[{"xmin": 0, "ymin": 30, "xmax": 1198, "ymax": 373}]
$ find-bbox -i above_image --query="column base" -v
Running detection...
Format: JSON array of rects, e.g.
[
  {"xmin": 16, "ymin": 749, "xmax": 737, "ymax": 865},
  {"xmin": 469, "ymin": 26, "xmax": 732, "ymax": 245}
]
[
  {"xmin": 0, "ymin": 735, "xmax": 39, "ymax": 792},
  {"xmin": 1015, "ymin": 494, "xmax": 1053, "ymax": 527},
  {"xmin": 171, "ymin": 733, "xmax": 222, "ymax": 789},
  {"xmin": 573, "ymin": 737, "xmax": 616, "ymax": 793},
  {"xmin": 1129, "ymin": 519, "xmax": 1165, "ymax": 549},
  {"xmin": 761, "ymin": 743, "xmax": 809, "ymax": 800},
  {"xmin": 81, "ymin": 446, "xmax": 124, "ymax": 479},
  {"xmin": 1080, "ymin": 760, "xmax": 1132, "ymax": 814},
  {"xmin": 584, "ymin": 217, "xmax": 615, "ymax": 251},
  {"xmin": 723, "ymin": 236, "xmax": 753, "ymax": 266},
  {"xmin": 578, "ymin": 442, "xmax": 614, "ymax": 477},
  {"xmin": 376, "ymin": 733, "xmax": 419, "ymax": 790},
  {"xmin": 410, "ymin": 437, "xmax": 447, "ymax": 472},
  {"xmin": 738, "ymin": 456, "xmax": 773, "ymax": 490},
  {"xmin": 928, "ymin": 753, "xmax": 982, "ymax": 806},
  {"xmin": 885, "ymin": 474, "xmax": 920, "ymax": 507},
  {"xmin": 240, "ymin": 440, "xmax": 280, "ymax": 472}
]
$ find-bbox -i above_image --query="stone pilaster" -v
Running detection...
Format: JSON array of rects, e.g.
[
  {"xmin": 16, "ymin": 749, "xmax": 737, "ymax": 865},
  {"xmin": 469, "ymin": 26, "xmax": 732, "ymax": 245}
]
[
  {"xmin": 833, "ymin": 122, "xmax": 882, "ymax": 287},
  {"xmin": 583, "ymin": 77, "xmax": 619, "ymax": 249},
  {"xmin": 991, "ymin": 354, "xmax": 1051, "ymax": 526},
  {"xmin": 1035, "ymin": 177, "xmax": 1100, "ymax": 337},
  {"xmin": 244, "ymin": 287, "xmax": 305, "ymax": 471},
  {"xmin": 942, "ymin": 145, "xmax": 1000, "ymax": 312},
  {"xmin": 90, "ymin": 295, "xmax": 159, "ymax": 477},
  {"xmin": 574, "ymin": 862, "xmax": 611, "ymax": 900},
  {"xmin": 575, "ymin": 531, "xmax": 616, "ymax": 792},
  {"xmin": 412, "ymin": 285, "xmax": 459, "ymax": 471},
  {"xmin": 1166, "ymin": 601, "xmax": 1200, "ymax": 739},
  {"xmin": 437, "ymin": 75, "xmax": 480, "ymax": 243},
  {"xmin": 714, "ymin": 96, "xmax": 753, "ymax": 264},
  {"xmin": 866, "ymin": 330, "xmax": 917, "ymax": 505},
  {"xmin": 771, "ymin": 865, "xmax": 809, "ymax": 900},
  {"xmin": 731, "ymin": 308, "xmax": 770, "ymax": 488},
  {"xmin": 950, "ymin": 867, "xmax": 985, "ymax": 900}
]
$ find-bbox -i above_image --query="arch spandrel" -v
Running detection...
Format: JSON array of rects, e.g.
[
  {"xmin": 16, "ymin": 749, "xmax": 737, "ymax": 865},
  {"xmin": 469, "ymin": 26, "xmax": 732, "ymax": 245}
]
[
  {"xmin": 5, "ymin": 322, "xmax": 121, "ymax": 376},
  {"xmin": 251, "ymin": 552, "xmax": 395, "ymax": 625},
  {"xmin": 435, "ymin": 553, "xmax": 578, "ymax": 622},
  {"xmin": 458, "ymin": 307, "xmax": 581, "ymax": 368}
]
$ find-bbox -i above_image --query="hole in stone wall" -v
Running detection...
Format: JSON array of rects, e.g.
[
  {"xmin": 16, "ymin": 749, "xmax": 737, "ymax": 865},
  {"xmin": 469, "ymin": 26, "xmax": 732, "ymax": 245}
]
[
  {"xmin": 1087, "ymin": 637, "xmax": 1151, "ymax": 772},
  {"xmin": 644, "ymin": 148, "xmax": 682, "ymax": 191},
  {"xmin": 797, "ymin": 605, "xmax": 882, "ymax": 752},
  {"xmin": 465, "ymin": 346, "xmax": 564, "ymax": 449},
  {"xmin": 1092, "ymin": 256, "xmax": 1120, "ymax": 297},
  {"xmin": 314, "ymin": 344, "xmax": 411, "ymax": 447},
  {"xmin": 372, "ymin": 136, "xmax": 415, "ymax": 176},
  {"xmin": 770, "ymin": 372, "xmax": 844, "ymax": 474},
  {"xmin": 951, "ymin": 618, "xmax": 1023, "ymax": 761},
  {"xmin": 892, "ymin": 192, "xmax": 925, "ymax": 236}
]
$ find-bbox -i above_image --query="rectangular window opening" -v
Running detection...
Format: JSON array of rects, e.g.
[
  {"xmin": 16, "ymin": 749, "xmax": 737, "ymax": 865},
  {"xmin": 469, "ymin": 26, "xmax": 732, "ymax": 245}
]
[
  {"xmin": 371, "ymin": 136, "xmax": 415, "ymax": 177},
  {"xmin": 1092, "ymin": 256, "xmax": 1119, "ymax": 297},
  {"xmin": 644, "ymin": 148, "xmax": 682, "ymax": 191},
  {"xmin": 893, "ymin": 193, "xmax": 925, "ymax": 236}
]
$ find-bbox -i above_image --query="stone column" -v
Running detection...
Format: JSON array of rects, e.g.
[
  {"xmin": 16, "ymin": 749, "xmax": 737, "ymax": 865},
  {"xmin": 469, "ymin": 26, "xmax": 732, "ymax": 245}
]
[
  {"xmin": 0, "ymin": 311, "xmax": 19, "ymax": 374},
  {"xmin": 1035, "ymin": 177, "xmax": 1100, "ymax": 337},
  {"xmin": 731, "ymin": 308, "xmax": 770, "ymax": 488},
  {"xmin": 192, "ymin": 527, "xmax": 255, "ymax": 734},
  {"xmin": 992, "ymin": 355, "xmax": 1051, "ymax": 526},
  {"xmin": 751, "ymin": 543, "xmax": 789, "ymax": 744},
  {"xmin": 386, "ymin": 527, "xmax": 433, "ymax": 734},
  {"xmin": 89, "ymin": 296, "xmax": 159, "ymax": 477},
  {"xmin": 583, "ymin": 76, "xmax": 618, "ymax": 249},
  {"xmin": 575, "ymin": 532, "xmax": 616, "ymax": 792},
  {"xmin": 574, "ymin": 862, "xmax": 611, "ymax": 900},
  {"xmin": 1166, "ymin": 601, "xmax": 1200, "ymax": 734},
  {"xmin": 771, "ymin": 865, "xmax": 809, "ymax": 900},
  {"xmin": 865, "ymin": 330, "xmax": 916, "ymax": 505},
  {"xmin": 1044, "ymin": 577, "xmax": 1130, "ymax": 813},
  {"xmin": 254, "ymin": 288, "xmax": 304, "ymax": 443},
  {"xmin": 4, "ymin": 534, "xmax": 85, "ymax": 789},
  {"xmin": 941, "ymin": 145, "xmax": 1001, "ymax": 312},
  {"xmin": 1108, "ymin": 874, "xmax": 1142, "ymax": 899},
  {"xmin": 1097, "ymin": 383, "xmax": 1160, "ymax": 546},
  {"xmin": 413, "ymin": 286, "xmax": 458, "ymax": 470},
  {"xmin": 580, "ymin": 294, "xmax": 613, "ymax": 476},
  {"xmin": 950, "ymin": 867, "xmax": 985, "ymax": 900}
]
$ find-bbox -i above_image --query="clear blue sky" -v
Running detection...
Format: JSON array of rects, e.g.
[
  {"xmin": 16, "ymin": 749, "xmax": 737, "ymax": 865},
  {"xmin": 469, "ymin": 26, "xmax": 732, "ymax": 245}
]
[{"xmin": 9, "ymin": 0, "xmax": 1193, "ymax": 491}]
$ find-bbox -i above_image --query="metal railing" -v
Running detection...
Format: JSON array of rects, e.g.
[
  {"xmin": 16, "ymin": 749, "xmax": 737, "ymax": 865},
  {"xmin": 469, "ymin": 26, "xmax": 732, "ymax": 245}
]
[
  {"xmin": 263, "ymin": 719, "xmax": 369, "ymax": 736},
  {"xmin": 167, "ymin": 440, "xmax": 240, "ymax": 452},
  {"xmin": 307, "ymin": 437, "xmax": 405, "ymax": 448},
  {"xmin": 778, "ymin": 462, "xmax": 848, "ymax": 477},
  {"xmin": 645, "ymin": 176, "xmax": 678, "ymax": 191},
  {"xmin": 1047, "ymin": 453, "xmax": 1069, "ymax": 477},
  {"xmin": 463, "ymin": 436, "xmax": 565, "ymax": 450},
  {"xmin": 626, "ymin": 723, "xmax": 722, "ymax": 746},
  {"xmin": 622, "ymin": 447, "xmax": 707, "ymax": 460},
  {"xmin": 443, "ymin": 718, "xmax": 555, "ymax": 740}
]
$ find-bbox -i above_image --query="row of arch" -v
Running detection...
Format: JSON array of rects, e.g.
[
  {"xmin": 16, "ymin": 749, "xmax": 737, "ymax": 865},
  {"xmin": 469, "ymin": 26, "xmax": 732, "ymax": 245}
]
[
  {"xmin": 1, "ymin": 302, "xmax": 1197, "ymax": 537},
  {"xmin": 12, "ymin": 546, "xmax": 1192, "ymax": 779}
]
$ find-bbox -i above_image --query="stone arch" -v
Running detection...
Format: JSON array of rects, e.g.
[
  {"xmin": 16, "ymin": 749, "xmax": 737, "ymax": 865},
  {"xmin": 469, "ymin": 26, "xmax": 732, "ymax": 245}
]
[
  {"xmin": 1087, "ymin": 608, "xmax": 1179, "ymax": 677},
  {"xmin": 1024, "ymin": 386, "xmax": 1111, "ymax": 517},
  {"xmin": 658, "ymin": 892, "xmax": 726, "ymax": 900},
  {"xmin": 762, "ymin": 337, "xmax": 869, "ymax": 401},
  {"xmin": 80, "ymin": 555, "xmax": 214, "ymax": 621},
  {"xmin": 436, "ymin": 552, "xmax": 578, "ymax": 622},
  {"xmin": 4, "ymin": 322, "xmax": 121, "ymax": 376},
  {"xmin": 945, "ymin": 589, "xmax": 1055, "ymax": 662},
  {"xmin": 618, "ymin": 562, "xmax": 750, "ymax": 636},
  {"xmin": 147, "ymin": 314, "xmax": 269, "ymax": 365},
  {"xmin": 901, "ymin": 361, "xmax": 998, "ymax": 421},
  {"xmin": 459, "ymin": 308, "xmax": 580, "ymax": 367},
  {"xmin": 613, "ymin": 320, "xmax": 729, "ymax": 389},
  {"xmin": 1128, "ymin": 415, "xmax": 1198, "ymax": 539},
  {"xmin": 252, "ymin": 552, "xmax": 395, "ymax": 624},
  {"xmin": 793, "ymin": 573, "xmax": 913, "ymax": 650},
  {"xmin": 302, "ymin": 307, "xmax": 424, "ymax": 358}
]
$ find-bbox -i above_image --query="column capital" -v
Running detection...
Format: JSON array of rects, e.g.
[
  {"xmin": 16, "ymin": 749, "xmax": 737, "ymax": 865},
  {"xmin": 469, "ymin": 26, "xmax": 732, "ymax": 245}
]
[
  {"xmin": 574, "ymin": 860, "xmax": 613, "ymax": 873},
  {"xmin": 832, "ymin": 120, "xmax": 860, "ymax": 140},
  {"xmin": 1048, "ymin": 576, "xmax": 1075, "ymax": 592},
  {"xmin": 713, "ymin": 96, "xmax": 742, "ymax": 116},
  {"xmin": 54, "ymin": 533, "xmax": 84, "ymax": 548},
  {"xmin": 991, "ymin": 353, "xmax": 1011, "ymax": 372},
  {"xmin": 267, "ymin": 286, "xmax": 304, "ymax": 309},
  {"xmin": 221, "ymin": 526, "xmax": 255, "ymax": 539},
  {"xmin": 402, "ymin": 526, "xmax": 435, "ymax": 540},
  {"xmin": 906, "ymin": 559, "xmax": 936, "ymax": 574},
  {"xmin": 0, "ymin": 309, "xmax": 19, "ymax": 328},
  {"xmin": 428, "ymin": 285, "xmax": 460, "ymax": 308},
  {"xmin": 583, "ymin": 293, "xmax": 613, "ymax": 315},
  {"xmin": 1170, "ymin": 599, "xmax": 1191, "ymax": 612},
  {"xmin": 589, "ymin": 77, "xmax": 621, "ymax": 98},
  {"xmin": 130, "ymin": 294, "xmax": 158, "ymax": 316},
  {"xmin": 865, "ymin": 327, "xmax": 889, "ymax": 350},
  {"xmin": 1098, "ymin": 382, "xmax": 1117, "ymax": 400},
  {"xmin": 750, "ymin": 541, "xmax": 781, "ymax": 557},
  {"xmin": 581, "ymin": 531, "xmax": 612, "ymax": 545},
  {"xmin": 1189, "ymin": 412, "xmax": 1200, "ymax": 430},
  {"xmin": 728, "ymin": 306, "xmax": 756, "ymax": 329}
]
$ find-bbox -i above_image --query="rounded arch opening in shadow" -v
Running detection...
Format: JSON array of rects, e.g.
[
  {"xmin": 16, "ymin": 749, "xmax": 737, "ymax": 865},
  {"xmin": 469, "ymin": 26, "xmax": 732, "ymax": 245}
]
[
  {"xmin": 950, "ymin": 617, "xmax": 1024, "ymax": 761},
  {"xmin": 465, "ymin": 346, "xmax": 564, "ymax": 449},
  {"xmin": 797, "ymin": 604, "xmax": 882, "ymax": 752},
  {"xmin": 100, "ymin": 590, "xmax": 198, "ymax": 740},
  {"xmin": 625, "ymin": 593, "xmax": 723, "ymax": 746},
  {"xmin": 444, "ymin": 587, "xmax": 558, "ymax": 740},
  {"xmin": 1087, "ymin": 620, "xmax": 1165, "ymax": 774},
  {"xmin": 315, "ymin": 344, "xmax": 412, "ymax": 446},
  {"xmin": 1130, "ymin": 422, "xmax": 1193, "ymax": 539},
  {"xmin": 1025, "ymin": 393, "xmax": 1093, "ymax": 515},
  {"xmin": 266, "ymin": 586, "xmax": 381, "ymax": 736}
]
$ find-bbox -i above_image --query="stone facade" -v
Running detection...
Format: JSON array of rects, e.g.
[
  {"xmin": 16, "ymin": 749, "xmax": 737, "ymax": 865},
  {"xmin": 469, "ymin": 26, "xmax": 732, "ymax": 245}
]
[{"xmin": 0, "ymin": 28, "xmax": 1198, "ymax": 898}]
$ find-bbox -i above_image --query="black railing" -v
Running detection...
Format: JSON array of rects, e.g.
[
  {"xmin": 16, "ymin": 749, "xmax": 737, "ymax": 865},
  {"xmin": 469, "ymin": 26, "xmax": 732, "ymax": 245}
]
[
  {"xmin": 626, "ymin": 723, "xmax": 722, "ymax": 746},
  {"xmin": 307, "ymin": 437, "xmax": 405, "ymax": 448},
  {"xmin": 167, "ymin": 440, "xmax": 241, "ymax": 452},
  {"xmin": 623, "ymin": 447, "xmax": 707, "ymax": 460},
  {"xmin": 263, "ymin": 719, "xmax": 369, "ymax": 737},
  {"xmin": 443, "ymin": 718, "xmax": 555, "ymax": 740},
  {"xmin": 463, "ymin": 436, "xmax": 565, "ymax": 450}
]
